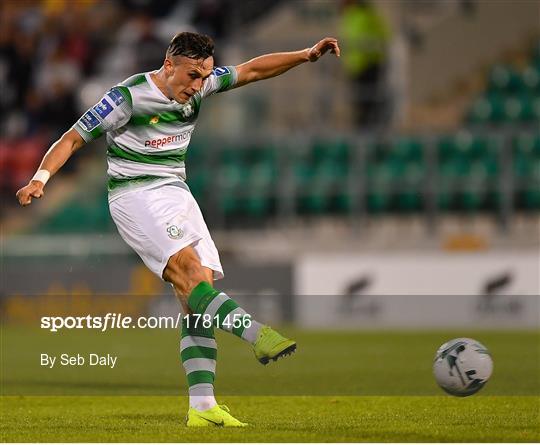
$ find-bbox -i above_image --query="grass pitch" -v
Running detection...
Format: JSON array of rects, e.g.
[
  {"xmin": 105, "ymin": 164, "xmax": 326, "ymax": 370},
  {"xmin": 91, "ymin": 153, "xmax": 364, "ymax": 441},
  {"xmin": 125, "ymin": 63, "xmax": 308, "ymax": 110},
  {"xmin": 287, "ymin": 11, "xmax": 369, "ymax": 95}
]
[
  {"xmin": 1, "ymin": 328, "xmax": 539, "ymax": 441},
  {"xmin": 2, "ymin": 395, "xmax": 538, "ymax": 442}
]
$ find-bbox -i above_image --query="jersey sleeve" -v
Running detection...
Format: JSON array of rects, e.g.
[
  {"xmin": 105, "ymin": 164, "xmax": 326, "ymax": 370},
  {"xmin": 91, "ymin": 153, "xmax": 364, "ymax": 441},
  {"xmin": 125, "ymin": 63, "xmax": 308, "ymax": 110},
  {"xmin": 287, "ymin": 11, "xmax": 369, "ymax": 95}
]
[
  {"xmin": 200, "ymin": 66, "xmax": 238, "ymax": 98},
  {"xmin": 72, "ymin": 86, "xmax": 133, "ymax": 142}
]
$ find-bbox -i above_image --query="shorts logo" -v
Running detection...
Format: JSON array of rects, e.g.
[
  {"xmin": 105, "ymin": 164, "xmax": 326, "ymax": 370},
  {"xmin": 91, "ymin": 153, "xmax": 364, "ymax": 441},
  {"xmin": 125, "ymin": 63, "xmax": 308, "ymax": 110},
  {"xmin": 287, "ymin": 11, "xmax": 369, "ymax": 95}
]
[
  {"xmin": 107, "ymin": 88, "xmax": 125, "ymax": 106},
  {"xmin": 93, "ymin": 98, "xmax": 113, "ymax": 119},
  {"xmin": 80, "ymin": 111, "xmax": 100, "ymax": 131},
  {"xmin": 150, "ymin": 115, "xmax": 160, "ymax": 124},
  {"xmin": 167, "ymin": 225, "xmax": 183, "ymax": 239},
  {"xmin": 213, "ymin": 66, "xmax": 230, "ymax": 77}
]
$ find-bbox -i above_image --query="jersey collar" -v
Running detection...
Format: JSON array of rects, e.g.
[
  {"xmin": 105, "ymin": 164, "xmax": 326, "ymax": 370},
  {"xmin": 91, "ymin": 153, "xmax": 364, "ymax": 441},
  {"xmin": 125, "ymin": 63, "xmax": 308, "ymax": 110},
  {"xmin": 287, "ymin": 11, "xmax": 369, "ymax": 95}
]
[{"xmin": 146, "ymin": 71, "xmax": 174, "ymax": 103}]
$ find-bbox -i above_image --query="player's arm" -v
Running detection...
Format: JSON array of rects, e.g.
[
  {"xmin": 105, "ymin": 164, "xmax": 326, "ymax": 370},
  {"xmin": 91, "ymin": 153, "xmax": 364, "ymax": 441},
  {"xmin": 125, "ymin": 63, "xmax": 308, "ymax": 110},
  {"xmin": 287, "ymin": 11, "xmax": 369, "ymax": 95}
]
[
  {"xmin": 234, "ymin": 37, "xmax": 340, "ymax": 88},
  {"xmin": 16, "ymin": 86, "xmax": 132, "ymax": 207},
  {"xmin": 16, "ymin": 129, "xmax": 85, "ymax": 206}
]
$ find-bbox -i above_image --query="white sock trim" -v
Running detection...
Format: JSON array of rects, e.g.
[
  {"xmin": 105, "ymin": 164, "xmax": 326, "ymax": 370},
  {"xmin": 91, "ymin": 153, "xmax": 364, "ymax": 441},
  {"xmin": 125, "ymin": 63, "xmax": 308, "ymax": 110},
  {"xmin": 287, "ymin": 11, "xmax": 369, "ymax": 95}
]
[{"xmin": 189, "ymin": 384, "xmax": 217, "ymax": 411}]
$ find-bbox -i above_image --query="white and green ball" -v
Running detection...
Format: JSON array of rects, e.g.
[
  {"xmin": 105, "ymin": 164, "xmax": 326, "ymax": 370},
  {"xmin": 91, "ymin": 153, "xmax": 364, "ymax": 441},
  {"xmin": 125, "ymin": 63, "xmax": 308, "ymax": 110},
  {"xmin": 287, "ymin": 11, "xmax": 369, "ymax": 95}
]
[{"xmin": 433, "ymin": 338, "xmax": 493, "ymax": 397}]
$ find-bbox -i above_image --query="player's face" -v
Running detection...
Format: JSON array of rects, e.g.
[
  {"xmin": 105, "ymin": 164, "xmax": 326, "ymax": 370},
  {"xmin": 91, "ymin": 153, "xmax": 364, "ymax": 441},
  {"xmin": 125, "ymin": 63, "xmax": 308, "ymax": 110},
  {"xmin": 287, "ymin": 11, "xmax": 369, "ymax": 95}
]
[{"xmin": 165, "ymin": 55, "xmax": 214, "ymax": 103}]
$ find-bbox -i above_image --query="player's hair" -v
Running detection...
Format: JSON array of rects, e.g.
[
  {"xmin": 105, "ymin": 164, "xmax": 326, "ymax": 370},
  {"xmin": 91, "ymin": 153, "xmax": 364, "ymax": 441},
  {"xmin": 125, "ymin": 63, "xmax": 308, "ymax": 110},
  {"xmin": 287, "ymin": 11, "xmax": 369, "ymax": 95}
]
[{"xmin": 166, "ymin": 32, "xmax": 214, "ymax": 60}]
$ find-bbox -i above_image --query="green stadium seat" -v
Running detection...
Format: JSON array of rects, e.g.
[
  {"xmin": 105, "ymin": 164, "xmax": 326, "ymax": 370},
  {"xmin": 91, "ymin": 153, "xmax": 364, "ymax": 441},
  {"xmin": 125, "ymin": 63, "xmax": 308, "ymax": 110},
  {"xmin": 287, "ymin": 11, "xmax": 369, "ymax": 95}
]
[
  {"xmin": 522, "ymin": 66, "xmax": 540, "ymax": 91},
  {"xmin": 314, "ymin": 161, "xmax": 348, "ymax": 186},
  {"xmin": 332, "ymin": 180, "xmax": 352, "ymax": 213},
  {"xmin": 396, "ymin": 191, "xmax": 422, "ymax": 211},
  {"xmin": 221, "ymin": 163, "xmax": 247, "ymax": 190},
  {"xmin": 248, "ymin": 161, "xmax": 276, "ymax": 190},
  {"xmin": 187, "ymin": 170, "xmax": 210, "ymax": 204},
  {"xmin": 366, "ymin": 162, "xmax": 395, "ymax": 213},
  {"xmin": 488, "ymin": 65, "xmax": 523, "ymax": 93},
  {"xmin": 438, "ymin": 133, "xmax": 478, "ymax": 160},
  {"xmin": 458, "ymin": 190, "xmax": 485, "ymax": 211},
  {"xmin": 220, "ymin": 147, "xmax": 245, "ymax": 165},
  {"xmin": 523, "ymin": 189, "xmax": 540, "ymax": 209},
  {"xmin": 513, "ymin": 133, "xmax": 540, "ymax": 157},
  {"xmin": 509, "ymin": 134, "xmax": 540, "ymax": 210},
  {"xmin": 297, "ymin": 182, "xmax": 332, "ymax": 214},
  {"xmin": 532, "ymin": 96, "xmax": 540, "ymax": 121},
  {"xmin": 185, "ymin": 141, "xmax": 207, "ymax": 165},
  {"xmin": 467, "ymin": 94, "xmax": 505, "ymax": 123},
  {"xmin": 532, "ymin": 40, "xmax": 540, "ymax": 67},
  {"xmin": 40, "ymin": 198, "xmax": 114, "ymax": 234},
  {"xmin": 220, "ymin": 191, "xmax": 239, "ymax": 215},
  {"xmin": 503, "ymin": 95, "xmax": 534, "ymax": 122},
  {"xmin": 311, "ymin": 139, "xmax": 350, "ymax": 165},
  {"xmin": 293, "ymin": 161, "xmax": 316, "ymax": 188},
  {"xmin": 243, "ymin": 192, "xmax": 273, "ymax": 217},
  {"xmin": 398, "ymin": 162, "xmax": 425, "ymax": 212}
]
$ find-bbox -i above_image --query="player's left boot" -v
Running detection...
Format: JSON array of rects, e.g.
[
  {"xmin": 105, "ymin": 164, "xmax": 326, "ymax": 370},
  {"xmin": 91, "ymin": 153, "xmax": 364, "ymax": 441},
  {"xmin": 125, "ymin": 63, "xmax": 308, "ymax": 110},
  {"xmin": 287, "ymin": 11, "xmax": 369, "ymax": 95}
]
[
  {"xmin": 186, "ymin": 404, "xmax": 248, "ymax": 427},
  {"xmin": 253, "ymin": 325, "xmax": 296, "ymax": 365}
]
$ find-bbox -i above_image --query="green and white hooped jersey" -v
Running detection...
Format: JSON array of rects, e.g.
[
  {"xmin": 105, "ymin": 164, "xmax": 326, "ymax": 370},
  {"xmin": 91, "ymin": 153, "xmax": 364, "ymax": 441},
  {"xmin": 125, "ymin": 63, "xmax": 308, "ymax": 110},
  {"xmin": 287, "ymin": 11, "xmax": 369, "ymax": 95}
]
[{"xmin": 73, "ymin": 66, "xmax": 237, "ymax": 201}]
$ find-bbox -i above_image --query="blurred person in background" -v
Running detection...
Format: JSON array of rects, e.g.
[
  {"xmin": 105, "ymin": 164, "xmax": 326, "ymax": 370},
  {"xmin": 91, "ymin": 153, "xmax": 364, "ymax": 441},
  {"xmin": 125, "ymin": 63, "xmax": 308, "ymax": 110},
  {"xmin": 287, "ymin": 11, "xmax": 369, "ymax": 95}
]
[
  {"xmin": 36, "ymin": 45, "xmax": 81, "ymax": 141},
  {"xmin": 192, "ymin": 0, "xmax": 228, "ymax": 41},
  {"xmin": 340, "ymin": 0, "xmax": 390, "ymax": 129},
  {"xmin": 0, "ymin": 1, "xmax": 121, "ymax": 198},
  {"xmin": 132, "ymin": 12, "xmax": 168, "ymax": 72},
  {"xmin": 16, "ymin": 30, "xmax": 340, "ymax": 428}
]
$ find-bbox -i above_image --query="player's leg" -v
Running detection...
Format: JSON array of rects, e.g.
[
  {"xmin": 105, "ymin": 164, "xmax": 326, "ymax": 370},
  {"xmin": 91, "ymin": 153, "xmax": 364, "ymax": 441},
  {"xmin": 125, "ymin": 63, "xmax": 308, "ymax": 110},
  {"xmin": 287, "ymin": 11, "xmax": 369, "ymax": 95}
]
[
  {"xmin": 108, "ymin": 186, "xmax": 245, "ymax": 427},
  {"xmin": 167, "ymin": 190, "xmax": 296, "ymax": 363},
  {"xmin": 173, "ymin": 267, "xmax": 247, "ymax": 427},
  {"xmin": 163, "ymin": 246, "xmax": 296, "ymax": 364},
  {"xmin": 180, "ymin": 310, "xmax": 247, "ymax": 427},
  {"xmin": 172, "ymin": 270, "xmax": 217, "ymax": 413}
]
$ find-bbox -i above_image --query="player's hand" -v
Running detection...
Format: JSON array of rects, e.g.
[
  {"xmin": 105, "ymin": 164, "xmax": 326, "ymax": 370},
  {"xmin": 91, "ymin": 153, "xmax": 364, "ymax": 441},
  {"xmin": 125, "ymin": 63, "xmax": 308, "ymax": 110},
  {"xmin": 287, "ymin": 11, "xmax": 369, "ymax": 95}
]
[
  {"xmin": 307, "ymin": 37, "xmax": 341, "ymax": 62},
  {"xmin": 16, "ymin": 180, "xmax": 45, "ymax": 206}
]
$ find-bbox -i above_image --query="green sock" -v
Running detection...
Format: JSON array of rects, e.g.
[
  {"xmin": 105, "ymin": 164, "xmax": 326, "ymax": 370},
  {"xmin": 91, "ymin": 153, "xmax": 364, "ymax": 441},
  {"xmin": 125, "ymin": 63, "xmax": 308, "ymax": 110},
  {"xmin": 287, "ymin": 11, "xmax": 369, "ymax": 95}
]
[
  {"xmin": 181, "ymin": 315, "xmax": 217, "ymax": 396},
  {"xmin": 188, "ymin": 282, "xmax": 263, "ymax": 344}
]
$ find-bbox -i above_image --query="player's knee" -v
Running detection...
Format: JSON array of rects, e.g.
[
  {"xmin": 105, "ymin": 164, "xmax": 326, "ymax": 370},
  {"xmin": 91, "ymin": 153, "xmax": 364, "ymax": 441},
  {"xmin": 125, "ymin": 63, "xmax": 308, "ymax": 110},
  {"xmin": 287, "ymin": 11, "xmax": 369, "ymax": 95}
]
[{"xmin": 164, "ymin": 247, "xmax": 208, "ymax": 295}]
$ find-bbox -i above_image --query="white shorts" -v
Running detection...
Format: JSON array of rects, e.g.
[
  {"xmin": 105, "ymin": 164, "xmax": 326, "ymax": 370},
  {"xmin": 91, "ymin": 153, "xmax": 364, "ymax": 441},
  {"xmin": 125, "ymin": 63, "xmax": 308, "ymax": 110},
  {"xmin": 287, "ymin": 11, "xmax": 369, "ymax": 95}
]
[{"xmin": 109, "ymin": 183, "xmax": 224, "ymax": 281}]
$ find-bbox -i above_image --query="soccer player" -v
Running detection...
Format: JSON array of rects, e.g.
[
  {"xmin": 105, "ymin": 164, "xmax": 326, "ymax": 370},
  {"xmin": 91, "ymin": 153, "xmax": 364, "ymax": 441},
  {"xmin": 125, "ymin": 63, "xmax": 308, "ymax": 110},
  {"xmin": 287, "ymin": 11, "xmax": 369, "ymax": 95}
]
[{"xmin": 16, "ymin": 32, "xmax": 340, "ymax": 427}]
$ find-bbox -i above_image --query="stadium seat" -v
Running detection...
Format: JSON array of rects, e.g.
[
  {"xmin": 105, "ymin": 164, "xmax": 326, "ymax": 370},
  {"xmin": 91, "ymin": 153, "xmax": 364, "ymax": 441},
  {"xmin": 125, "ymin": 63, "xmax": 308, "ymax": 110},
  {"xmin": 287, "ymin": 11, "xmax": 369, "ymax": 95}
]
[
  {"xmin": 396, "ymin": 161, "xmax": 424, "ymax": 211},
  {"xmin": 523, "ymin": 188, "xmax": 540, "ymax": 209},
  {"xmin": 532, "ymin": 95, "xmax": 540, "ymax": 121},
  {"xmin": 467, "ymin": 94, "xmax": 505, "ymax": 124},
  {"xmin": 220, "ymin": 191, "xmax": 239, "ymax": 215},
  {"xmin": 513, "ymin": 129, "xmax": 540, "ymax": 209},
  {"xmin": 522, "ymin": 66, "xmax": 540, "ymax": 92},
  {"xmin": 513, "ymin": 133, "xmax": 540, "ymax": 157},
  {"xmin": 311, "ymin": 139, "xmax": 350, "ymax": 165},
  {"xmin": 438, "ymin": 133, "xmax": 477, "ymax": 160},
  {"xmin": 248, "ymin": 161, "xmax": 276, "ymax": 190},
  {"xmin": 220, "ymin": 146, "xmax": 245, "ymax": 166},
  {"xmin": 391, "ymin": 137, "xmax": 423, "ymax": 162},
  {"xmin": 366, "ymin": 162, "xmax": 394, "ymax": 213},
  {"xmin": 488, "ymin": 65, "xmax": 523, "ymax": 93},
  {"xmin": 293, "ymin": 161, "xmax": 316, "ymax": 189},
  {"xmin": 532, "ymin": 40, "xmax": 540, "ymax": 69},
  {"xmin": 187, "ymin": 169, "xmax": 211, "ymax": 205},
  {"xmin": 39, "ymin": 189, "xmax": 114, "ymax": 234},
  {"xmin": 297, "ymin": 182, "xmax": 332, "ymax": 214},
  {"xmin": 503, "ymin": 95, "xmax": 534, "ymax": 122}
]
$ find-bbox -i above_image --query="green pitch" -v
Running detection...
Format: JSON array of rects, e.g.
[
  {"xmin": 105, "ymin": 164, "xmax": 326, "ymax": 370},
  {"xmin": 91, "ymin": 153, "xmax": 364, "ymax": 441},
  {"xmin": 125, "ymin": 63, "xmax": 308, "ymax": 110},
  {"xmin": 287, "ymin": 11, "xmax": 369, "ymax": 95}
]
[
  {"xmin": 2, "ymin": 395, "xmax": 538, "ymax": 442},
  {"xmin": 1, "ymin": 328, "xmax": 539, "ymax": 441}
]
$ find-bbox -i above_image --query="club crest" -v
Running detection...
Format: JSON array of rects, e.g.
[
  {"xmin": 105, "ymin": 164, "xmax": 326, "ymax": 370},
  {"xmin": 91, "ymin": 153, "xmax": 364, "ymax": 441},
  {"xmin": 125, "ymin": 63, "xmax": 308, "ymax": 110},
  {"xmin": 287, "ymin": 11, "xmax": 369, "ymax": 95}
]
[
  {"xmin": 167, "ymin": 225, "xmax": 183, "ymax": 239},
  {"xmin": 180, "ymin": 103, "xmax": 194, "ymax": 119}
]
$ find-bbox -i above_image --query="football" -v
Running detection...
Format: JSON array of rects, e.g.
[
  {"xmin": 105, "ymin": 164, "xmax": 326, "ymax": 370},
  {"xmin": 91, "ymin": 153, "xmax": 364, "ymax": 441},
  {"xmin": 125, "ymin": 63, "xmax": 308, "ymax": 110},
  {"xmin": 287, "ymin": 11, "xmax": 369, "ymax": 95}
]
[{"xmin": 433, "ymin": 338, "xmax": 493, "ymax": 397}]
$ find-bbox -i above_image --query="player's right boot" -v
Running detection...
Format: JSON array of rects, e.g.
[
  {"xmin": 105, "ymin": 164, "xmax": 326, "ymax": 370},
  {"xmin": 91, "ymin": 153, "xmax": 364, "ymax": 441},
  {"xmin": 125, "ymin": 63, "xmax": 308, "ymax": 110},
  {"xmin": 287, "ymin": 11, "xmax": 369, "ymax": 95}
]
[
  {"xmin": 253, "ymin": 326, "xmax": 296, "ymax": 365},
  {"xmin": 186, "ymin": 404, "xmax": 248, "ymax": 427}
]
